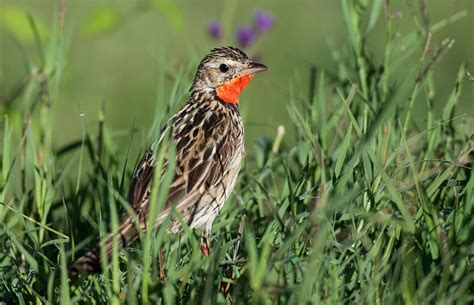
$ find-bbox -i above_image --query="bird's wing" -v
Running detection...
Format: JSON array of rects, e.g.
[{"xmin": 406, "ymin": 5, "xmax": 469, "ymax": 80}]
[{"xmin": 127, "ymin": 147, "xmax": 155, "ymax": 209}]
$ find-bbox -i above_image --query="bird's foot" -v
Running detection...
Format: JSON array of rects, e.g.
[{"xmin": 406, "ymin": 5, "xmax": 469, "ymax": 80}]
[
  {"xmin": 159, "ymin": 270, "xmax": 167, "ymax": 284},
  {"xmin": 200, "ymin": 235, "xmax": 210, "ymax": 256},
  {"xmin": 159, "ymin": 248, "xmax": 167, "ymax": 283}
]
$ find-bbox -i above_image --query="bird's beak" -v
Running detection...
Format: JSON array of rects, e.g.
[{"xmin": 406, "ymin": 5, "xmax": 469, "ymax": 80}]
[{"xmin": 239, "ymin": 62, "xmax": 268, "ymax": 77}]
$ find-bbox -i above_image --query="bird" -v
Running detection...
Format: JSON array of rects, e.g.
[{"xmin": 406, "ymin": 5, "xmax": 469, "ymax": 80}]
[{"xmin": 69, "ymin": 46, "xmax": 268, "ymax": 276}]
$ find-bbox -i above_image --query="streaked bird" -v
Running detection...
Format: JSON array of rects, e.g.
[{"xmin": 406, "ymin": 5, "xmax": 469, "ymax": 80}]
[{"xmin": 70, "ymin": 46, "xmax": 268, "ymax": 276}]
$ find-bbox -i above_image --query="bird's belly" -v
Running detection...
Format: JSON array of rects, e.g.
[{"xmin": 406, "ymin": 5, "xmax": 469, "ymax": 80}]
[{"xmin": 169, "ymin": 152, "xmax": 242, "ymax": 232}]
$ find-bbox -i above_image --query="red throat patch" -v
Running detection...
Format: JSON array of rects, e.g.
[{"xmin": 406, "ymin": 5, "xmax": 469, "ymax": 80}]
[{"xmin": 216, "ymin": 74, "xmax": 254, "ymax": 104}]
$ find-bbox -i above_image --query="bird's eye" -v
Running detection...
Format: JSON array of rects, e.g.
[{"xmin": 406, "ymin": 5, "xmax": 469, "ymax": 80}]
[{"xmin": 219, "ymin": 64, "xmax": 229, "ymax": 73}]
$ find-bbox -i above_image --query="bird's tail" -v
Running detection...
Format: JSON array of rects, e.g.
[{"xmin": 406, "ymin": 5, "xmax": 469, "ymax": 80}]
[{"xmin": 69, "ymin": 218, "xmax": 139, "ymax": 277}]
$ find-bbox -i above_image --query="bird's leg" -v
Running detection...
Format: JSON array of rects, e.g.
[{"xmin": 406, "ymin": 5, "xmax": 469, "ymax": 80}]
[
  {"xmin": 200, "ymin": 226, "xmax": 211, "ymax": 256},
  {"xmin": 159, "ymin": 247, "xmax": 166, "ymax": 283},
  {"xmin": 200, "ymin": 236, "xmax": 210, "ymax": 256}
]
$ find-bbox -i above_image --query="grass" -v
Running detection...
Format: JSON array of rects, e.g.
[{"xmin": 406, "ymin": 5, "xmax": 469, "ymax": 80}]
[{"xmin": 0, "ymin": 1, "xmax": 473, "ymax": 304}]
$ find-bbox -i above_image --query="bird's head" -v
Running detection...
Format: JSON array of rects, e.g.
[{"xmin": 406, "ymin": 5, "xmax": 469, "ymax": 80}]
[{"xmin": 191, "ymin": 46, "xmax": 268, "ymax": 104}]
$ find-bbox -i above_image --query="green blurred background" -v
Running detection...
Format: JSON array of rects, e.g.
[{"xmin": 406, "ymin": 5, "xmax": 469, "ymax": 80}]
[{"xmin": 1, "ymin": 0, "xmax": 472, "ymax": 152}]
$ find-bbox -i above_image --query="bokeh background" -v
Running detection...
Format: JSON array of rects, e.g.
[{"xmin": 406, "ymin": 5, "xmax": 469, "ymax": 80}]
[{"xmin": 1, "ymin": 0, "xmax": 473, "ymax": 152}]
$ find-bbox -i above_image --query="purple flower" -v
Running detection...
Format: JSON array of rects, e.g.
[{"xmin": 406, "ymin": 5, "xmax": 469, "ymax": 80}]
[
  {"xmin": 254, "ymin": 10, "xmax": 274, "ymax": 32},
  {"xmin": 236, "ymin": 26, "xmax": 256, "ymax": 48},
  {"xmin": 207, "ymin": 21, "xmax": 222, "ymax": 40}
]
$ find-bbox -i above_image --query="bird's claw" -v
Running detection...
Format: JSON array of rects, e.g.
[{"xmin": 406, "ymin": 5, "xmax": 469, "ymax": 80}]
[{"xmin": 200, "ymin": 236, "xmax": 210, "ymax": 256}]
